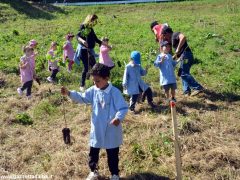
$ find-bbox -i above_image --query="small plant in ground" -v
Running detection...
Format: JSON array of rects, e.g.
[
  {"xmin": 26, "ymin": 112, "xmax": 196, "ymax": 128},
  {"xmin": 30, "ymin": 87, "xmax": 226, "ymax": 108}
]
[
  {"xmin": 15, "ymin": 112, "xmax": 33, "ymax": 125},
  {"xmin": 131, "ymin": 142, "xmax": 146, "ymax": 161},
  {"xmin": 12, "ymin": 29, "xmax": 19, "ymax": 36},
  {"xmin": 33, "ymin": 99, "xmax": 56, "ymax": 120}
]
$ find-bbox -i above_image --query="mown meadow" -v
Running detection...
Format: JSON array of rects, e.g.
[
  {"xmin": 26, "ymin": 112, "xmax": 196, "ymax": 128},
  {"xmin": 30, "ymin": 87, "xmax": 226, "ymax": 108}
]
[{"xmin": 0, "ymin": 0, "xmax": 240, "ymax": 179}]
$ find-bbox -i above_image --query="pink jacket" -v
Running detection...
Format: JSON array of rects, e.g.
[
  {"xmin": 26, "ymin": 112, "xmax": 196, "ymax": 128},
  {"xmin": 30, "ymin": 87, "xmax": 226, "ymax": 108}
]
[
  {"xmin": 99, "ymin": 45, "xmax": 114, "ymax": 67},
  {"xmin": 63, "ymin": 40, "xmax": 75, "ymax": 61},
  {"xmin": 20, "ymin": 55, "xmax": 34, "ymax": 83},
  {"xmin": 30, "ymin": 52, "xmax": 37, "ymax": 75},
  {"xmin": 153, "ymin": 24, "xmax": 164, "ymax": 42}
]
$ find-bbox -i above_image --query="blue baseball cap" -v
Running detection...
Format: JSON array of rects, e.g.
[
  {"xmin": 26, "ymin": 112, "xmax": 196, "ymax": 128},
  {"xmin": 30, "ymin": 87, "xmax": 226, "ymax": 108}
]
[{"xmin": 131, "ymin": 51, "xmax": 141, "ymax": 65}]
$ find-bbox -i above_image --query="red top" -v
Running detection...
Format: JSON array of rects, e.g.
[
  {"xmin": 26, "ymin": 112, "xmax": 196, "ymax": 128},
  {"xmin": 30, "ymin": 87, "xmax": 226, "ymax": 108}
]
[{"xmin": 153, "ymin": 24, "xmax": 164, "ymax": 42}]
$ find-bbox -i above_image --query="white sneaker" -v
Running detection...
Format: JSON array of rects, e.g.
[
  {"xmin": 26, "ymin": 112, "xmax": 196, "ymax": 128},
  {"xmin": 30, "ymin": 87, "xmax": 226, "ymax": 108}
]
[
  {"xmin": 79, "ymin": 86, "xmax": 85, "ymax": 92},
  {"xmin": 86, "ymin": 171, "xmax": 99, "ymax": 180},
  {"xmin": 110, "ymin": 174, "xmax": 120, "ymax": 180},
  {"xmin": 17, "ymin": 88, "xmax": 23, "ymax": 96},
  {"xmin": 47, "ymin": 76, "xmax": 53, "ymax": 83}
]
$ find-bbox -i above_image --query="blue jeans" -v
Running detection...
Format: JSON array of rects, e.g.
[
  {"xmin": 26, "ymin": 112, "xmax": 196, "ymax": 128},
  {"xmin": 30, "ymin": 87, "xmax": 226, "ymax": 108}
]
[
  {"xmin": 74, "ymin": 44, "xmax": 99, "ymax": 65},
  {"xmin": 180, "ymin": 51, "xmax": 203, "ymax": 94},
  {"xmin": 74, "ymin": 44, "xmax": 98, "ymax": 86}
]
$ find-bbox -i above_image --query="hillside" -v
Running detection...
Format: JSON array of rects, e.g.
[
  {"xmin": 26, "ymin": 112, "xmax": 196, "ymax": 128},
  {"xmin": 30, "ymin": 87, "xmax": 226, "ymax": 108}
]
[{"xmin": 0, "ymin": 0, "xmax": 240, "ymax": 179}]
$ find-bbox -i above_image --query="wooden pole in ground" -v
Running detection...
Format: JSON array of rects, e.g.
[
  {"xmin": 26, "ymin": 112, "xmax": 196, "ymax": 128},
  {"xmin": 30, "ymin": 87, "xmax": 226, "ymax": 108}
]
[{"xmin": 170, "ymin": 101, "xmax": 182, "ymax": 180}]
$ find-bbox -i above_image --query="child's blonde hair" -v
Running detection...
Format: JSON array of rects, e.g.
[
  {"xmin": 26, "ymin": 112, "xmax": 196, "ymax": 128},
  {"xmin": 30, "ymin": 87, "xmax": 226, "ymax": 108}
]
[
  {"xmin": 22, "ymin": 45, "xmax": 33, "ymax": 53},
  {"xmin": 83, "ymin": 14, "xmax": 98, "ymax": 26}
]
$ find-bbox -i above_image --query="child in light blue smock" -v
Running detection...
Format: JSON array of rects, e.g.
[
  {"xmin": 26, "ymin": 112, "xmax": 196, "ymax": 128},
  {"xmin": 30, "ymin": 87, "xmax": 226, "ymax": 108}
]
[
  {"xmin": 122, "ymin": 51, "xmax": 156, "ymax": 112},
  {"xmin": 61, "ymin": 63, "xmax": 128, "ymax": 180},
  {"xmin": 154, "ymin": 41, "xmax": 180, "ymax": 102}
]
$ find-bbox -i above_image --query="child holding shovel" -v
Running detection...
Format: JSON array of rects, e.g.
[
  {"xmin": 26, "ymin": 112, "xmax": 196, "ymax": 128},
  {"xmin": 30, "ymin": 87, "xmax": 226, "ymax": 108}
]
[{"xmin": 61, "ymin": 63, "xmax": 128, "ymax": 180}]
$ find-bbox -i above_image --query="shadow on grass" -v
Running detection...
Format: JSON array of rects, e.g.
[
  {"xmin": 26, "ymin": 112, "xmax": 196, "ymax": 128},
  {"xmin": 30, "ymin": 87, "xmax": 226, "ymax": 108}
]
[
  {"xmin": 178, "ymin": 100, "xmax": 219, "ymax": 111},
  {"xmin": 1, "ymin": 0, "xmax": 67, "ymax": 20},
  {"xmin": 200, "ymin": 89, "xmax": 240, "ymax": 102},
  {"xmin": 98, "ymin": 172, "xmax": 170, "ymax": 180}
]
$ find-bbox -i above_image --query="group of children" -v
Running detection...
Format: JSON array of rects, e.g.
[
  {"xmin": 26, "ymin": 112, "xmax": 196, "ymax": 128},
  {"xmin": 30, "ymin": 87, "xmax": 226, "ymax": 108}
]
[
  {"xmin": 17, "ymin": 32, "xmax": 115, "ymax": 99},
  {"xmin": 16, "ymin": 14, "xmax": 203, "ymax": 180}
]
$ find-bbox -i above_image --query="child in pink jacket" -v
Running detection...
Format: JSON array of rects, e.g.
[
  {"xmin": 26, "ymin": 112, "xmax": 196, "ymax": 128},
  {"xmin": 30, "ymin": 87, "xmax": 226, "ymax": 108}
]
[
  {"xmin": 17, "ymin": 46, "xmax": 34, "ymax": 99},
  {"xmin": 28, "ymin": 39, "xmax": 40, "ymax": 85},
  {"xmin": 99, "ymin": 37, "xmax": 114, "ymax": 70},
  {"xmin": 46, "ymin": 42, "xmax": 59, "ymax": 83},
  {"xmin": 63, "ymin": 33, "xmax": 75, "ymax": 72},
  {"xmin": 28, "ymin": 39, "xmax": 38, "ymax": 69}
]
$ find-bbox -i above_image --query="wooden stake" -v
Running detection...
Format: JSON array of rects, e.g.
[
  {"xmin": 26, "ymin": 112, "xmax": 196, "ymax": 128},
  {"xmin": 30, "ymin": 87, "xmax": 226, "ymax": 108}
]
[{"xmin": 170, "ymin": 101, "xmax": 182, "ymax": 180}]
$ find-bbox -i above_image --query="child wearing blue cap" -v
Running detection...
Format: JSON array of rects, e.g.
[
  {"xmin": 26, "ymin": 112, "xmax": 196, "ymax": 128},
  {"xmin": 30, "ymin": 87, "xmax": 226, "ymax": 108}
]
[
  {"xmin": 154, "ymin": 41, "xmax": 180, "ymax": 102},
  {"xmin": 122, "ymin": 51, "xmax": 156, "ymax": 112}
]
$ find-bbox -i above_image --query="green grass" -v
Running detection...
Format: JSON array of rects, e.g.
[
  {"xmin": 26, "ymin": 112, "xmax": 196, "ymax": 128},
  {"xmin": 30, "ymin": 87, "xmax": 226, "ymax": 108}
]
[
  {"xmin": 0, "ymin": 0, "xmax": 240, "ymax": 94},
  {"xmin": 0, "ymin": 0, "xmax": 240, "ymax": 179}
]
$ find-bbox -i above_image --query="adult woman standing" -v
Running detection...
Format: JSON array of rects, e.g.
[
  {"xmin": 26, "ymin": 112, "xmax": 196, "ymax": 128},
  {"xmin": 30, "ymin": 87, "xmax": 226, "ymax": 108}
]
[{"xmin": 74, "ymin": 14, "xmax": 108, "ymax": 91}]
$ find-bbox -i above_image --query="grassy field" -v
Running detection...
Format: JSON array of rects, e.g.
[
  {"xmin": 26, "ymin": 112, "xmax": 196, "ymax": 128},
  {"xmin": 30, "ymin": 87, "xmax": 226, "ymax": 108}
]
[{"xmin": 0, "ymin": 0, "xmax": 240, "ymax": 179}]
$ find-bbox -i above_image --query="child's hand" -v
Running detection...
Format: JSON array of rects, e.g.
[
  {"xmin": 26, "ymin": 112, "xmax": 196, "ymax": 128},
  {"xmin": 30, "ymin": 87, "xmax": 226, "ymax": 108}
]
[
  {"xmin": 110, "ymin": 118, "xmax": 120, "ymax": 126},
  {"xmin": 61, "ymin": 86, "xmax": 69, "ymax": 96}
]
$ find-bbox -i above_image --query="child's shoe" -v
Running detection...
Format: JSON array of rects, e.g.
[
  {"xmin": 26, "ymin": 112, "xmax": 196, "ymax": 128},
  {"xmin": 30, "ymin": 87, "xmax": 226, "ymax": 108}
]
[
  {"xmin": 129, "ymin": 107, "xmax": 136, "ymax": 114},
  {"xmin": 17, "ymin": 88, "xmax": 23, "ymax": 96},
  {"xmin": 110, "ymin": 174, "xmax": 120, "ymax": 180},
  {"xmin": 183, "ymin": 91, "xmax": 191, "ymax": 97},
  {"xmin": 47, "ymin": 76, "xmax": 53, "ymax": 83},
  {"xmin": 149, "ymin": 102, "xmax": 157, "ymax": 109},
  {"xmin": 191, "ymin": 89, "xmax": 203, "ymax": 96},
  {"xmin": 171, "ymin": 97, "xmax": 177, "ymax": 102},
  {"xmin": 27, "ymin": 95, "xmax": 32, "ymax": 100},
  {"xmin": 86, "ymin": 171, "xmax": 99, "ymax": 180}
]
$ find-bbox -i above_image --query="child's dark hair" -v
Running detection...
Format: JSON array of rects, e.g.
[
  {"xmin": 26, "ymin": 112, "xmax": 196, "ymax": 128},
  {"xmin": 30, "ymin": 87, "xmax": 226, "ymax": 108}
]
[
  {"xmin": 161, "ymin": 26, "xmax": 173, "ymax": 34},
  {"xmin": 22, "ymin": 45, "xmax": 33, "ymax": 53},
  {"xmin": 90, "ymin": 63, "xmax": 110, "ymax": 78},
  {"xmin": 101, "ymin": 37, "xmax": 109, "ymax": 42},
  {"xmin": 150, "ymin": 21, "xmax": 158, "ymax": 30}
]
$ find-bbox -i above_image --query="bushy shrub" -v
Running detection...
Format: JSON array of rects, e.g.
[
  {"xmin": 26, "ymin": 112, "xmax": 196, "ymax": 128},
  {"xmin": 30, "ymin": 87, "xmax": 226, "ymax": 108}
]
[{"xmin": 15, "ymin": 112, "xmax": 33, "ymax": 125}]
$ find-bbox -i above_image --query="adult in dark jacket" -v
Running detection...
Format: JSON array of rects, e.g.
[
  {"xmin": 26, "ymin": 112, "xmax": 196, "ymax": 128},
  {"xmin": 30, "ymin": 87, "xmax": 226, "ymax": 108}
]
[
  {"xmin": 74, "ymin": 14, "xmax": 109, "ymax": 91},
  {"xmin": 161, "ymin": 26, "xmax": 204, "ymax": 96}
]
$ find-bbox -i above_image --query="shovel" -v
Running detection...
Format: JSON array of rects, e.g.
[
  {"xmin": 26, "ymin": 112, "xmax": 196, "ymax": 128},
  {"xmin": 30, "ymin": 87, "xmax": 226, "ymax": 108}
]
[{"xmin": 62, "ymin": 93, "xmax": 71, "ymax": 144}]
